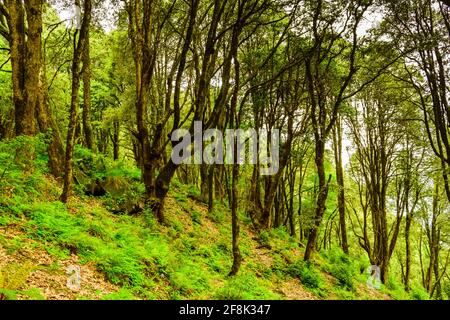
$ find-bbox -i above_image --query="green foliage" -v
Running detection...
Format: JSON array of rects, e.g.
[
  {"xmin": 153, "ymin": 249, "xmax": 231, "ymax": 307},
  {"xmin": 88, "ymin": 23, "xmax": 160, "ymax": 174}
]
[
  {"xmin": 72, "ymin": 146, "xmax": 145, "ymax": 214},
  {"xmin": 209, "ymin": 205, "xmax": 226, "ymax": 223},
  {"xmin": 321, "ymin": 247, "xmax": 357, "ymax": 290},
  {"xmin": 0, "ymin": 262, "xmax": 34, "ymax": 300},
  {"xmin": 259, "ymin": 231, "xmax": 270, "ymax": 247},
  {"xmin": 0, "ymin": 136, "xmax": 437, "ymax": 301},
  {"xmin": 191, "ymin": 210, "xmax": 202, "ymax": 225},
  {"xmin": 285, "ymin": 260, "xmax": 324, "ymax": 290},
  {"xmin": 410, "ymin": 285, "xmax": 430, "ymax": 300},
  {"xmin": 0, "ymin": 135, "xmax": 49, "ymax": 199},
  {"xmin": 331, "ymin": 287, "xmax": 356, "ymax": 300},
  {"xmin": 101, "ymin": 288, "xmax": 137, "ymax": 300},
  {"xmin": 382, "ymin": 277, "xmax": 410, "ymax": 300},
  {"xmin": 74, "ymin": 146, "xmax": 141, "ymax": 191},
  {"xmin": 21, "ymin": 288, "xmax": 46, "ymax": 300},
  {"xmin": 174, "ymin": 191, "xmax": 188, "ymax": 204},
  {"xmin": 214, "ymin": 273, "xmax": 280, "ymax": 300},
  {"xmin": 188, "ymin": 185, "xmax": 201, "ymax": 198},
  {"xmin": 95, "ymin": 248, "xmax": 146, "ymax": 286}
]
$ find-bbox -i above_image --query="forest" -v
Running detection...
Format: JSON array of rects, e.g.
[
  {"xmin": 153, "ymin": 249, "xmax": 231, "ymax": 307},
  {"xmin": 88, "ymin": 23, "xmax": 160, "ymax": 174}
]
[{"xmin": 0, "ymin": 0, "xmax": 449, "ymax": 301}]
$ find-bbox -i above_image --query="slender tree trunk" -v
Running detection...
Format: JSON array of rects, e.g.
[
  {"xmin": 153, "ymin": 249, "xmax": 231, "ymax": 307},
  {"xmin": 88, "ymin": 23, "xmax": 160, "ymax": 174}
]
[
  {"xmin": 207, "ymin": 165, "xmax": 214, "ymax": 211},
  {"xmin": 305, "ymin": 139, "xmax": 331, "ymax": 260},
  {"xmin": 229, "ymin": 158, "xmax": 241, "ymax": 276},
  {"xmin": 426, "ymin": 180, "xmax": 440, "ymax": 293},
  {"xmin": 82, "ymin": 30, "xmax": 94, "ymax": 150},
  {"xmin": 229, "ymin": 28, "xmax": 241, "ymax": 276},
  {"xmin": 113, "ymin": 120, "xmax": 120, "ymax": 160},
  {"xmin": 36, "ymin": 73, "xmax": 65, "ymax": 177},
  {"xmin": 432, "ymin": 229, "xmax": 442, "ymax": 299},
  {"xmin": 61, "ymin": 0, "xmax": 91, "ymax": 203},
  {"xmin": 404, "ymin": 213, "xmax": 412, "ymax": 291},
  {"xmin": 333, "ymin": 118, "xmax": 349, "ymax": 254},
  {"xmin": 200, "ymin": 163, "xmax": 208, "ymax": 201}
]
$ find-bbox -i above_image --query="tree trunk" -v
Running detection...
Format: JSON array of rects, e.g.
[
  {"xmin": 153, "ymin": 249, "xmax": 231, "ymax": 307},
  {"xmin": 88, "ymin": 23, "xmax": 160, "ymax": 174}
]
[
  {"xmin": 207, "ymin": 165, "xmax": 214, "ymax": 211},
  {"xmin": 61, "ymin": 0, "xmax": 91, "ymax": 203},
  {"xmin": 333, "ymin": 117, "xmax": 349, "ymax": 254},
  {"xmin": 404, "ymin": 213, "xmax": 412, "ymax": 291},
  {"xmin": 7, "ymin": 0, "xmax": 32, "ymax": 137},
  {"xmin": 82, "ymin": 30, "xmax": 94, "ymax": 151},
  {"xmin": 7, "ymin": 0, "xmax": 64, "ymax": 175},
  {"xmin": 112, "ymin": 120, "xmax": 120, "ymax": 160},
  {"xmin": 305, "ymin": 139, "xmax": 331, "ymax": 260},
  {"xmin": 229, "ymin": 28, "xmax": 241, "ymax": 276}
]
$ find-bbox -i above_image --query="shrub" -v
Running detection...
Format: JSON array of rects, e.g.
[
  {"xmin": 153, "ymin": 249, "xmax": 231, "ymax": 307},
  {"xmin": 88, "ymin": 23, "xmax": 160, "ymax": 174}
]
[
  {"xmin": 95, "ymin": 247, "xmax": 146, "ymax": 286},
  {"xmin": 286, "ymin": 260, "xmax": 324, "ymax": 289},
  {"xmin": 214, "ymin": 273, "xmax": 279, "ymax": 300},
  {"xmin": 321, "ymin": 247, "xmax": 356, "ymax": 290},
  {"xmin": 191, "ymin": 210, "xmax": 202, "ymax": 225},
  {"xmin": 259, "ymin": 231, "xmax": 270, "ymax": 247},
  {"xmin": 209, "ymin": 206, "xmax": 226, "ymax": 223},
  {"xmin": 410, "ymin": 286, "xmax": 430, "ymax": 300},
  {"xmin": 188, "ymin": 185, "xmax": 201, "ymax": 198},
  {"xmin": 383, "ymin": 276, "xmax": 410, "ymax": 300},
  {"xmin": 330, "ymin": 264, "xmax": 355, "ymax": 290}
]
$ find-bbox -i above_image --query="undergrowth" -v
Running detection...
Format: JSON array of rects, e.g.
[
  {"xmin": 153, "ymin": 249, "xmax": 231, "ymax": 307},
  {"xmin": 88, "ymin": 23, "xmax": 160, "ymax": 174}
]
[{"xmin": 0, "ymin": 136, "xmax": 424, "ymax": 301}]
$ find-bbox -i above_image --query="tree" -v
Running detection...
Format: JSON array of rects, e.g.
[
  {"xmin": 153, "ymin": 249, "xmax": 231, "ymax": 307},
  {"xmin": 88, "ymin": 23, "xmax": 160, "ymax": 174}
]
[
  {"xmin": 302, "ymin": 0, "xmax": 373, "ymax": 260},
  {"xmin": 383, "ymin": 0, "xmax": 450, "ymax": 202},
  {"xmin": 332, "ymin": 115, "xmax": 349, "ymax": 254},
  {"xmin": 0, "ymin": 0, "xmax": 64, "ymax": 175},
  {"xmin": 61, "ymin": 0, "xmax": 92, "ymax": 203}
]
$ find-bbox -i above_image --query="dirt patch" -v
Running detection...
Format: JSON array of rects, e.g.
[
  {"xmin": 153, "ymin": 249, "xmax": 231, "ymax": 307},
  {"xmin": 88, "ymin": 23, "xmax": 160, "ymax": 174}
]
[
  {"xmin": 0, "ymin": 226, "xmax": 119, "ymax": 300},
  {"xmin": 275, "ymin": 278, "xmax": 317, "ymax": 300},
  {"xmin": 356, "ymin": 283, "xmax": 392, "ymax": 300}
]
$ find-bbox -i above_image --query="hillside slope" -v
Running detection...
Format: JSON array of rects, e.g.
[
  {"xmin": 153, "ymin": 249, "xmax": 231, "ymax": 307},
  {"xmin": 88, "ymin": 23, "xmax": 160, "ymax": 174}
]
[{"xmin": 0, "ymin": 169, "xmax": 395, "ymax": 300}]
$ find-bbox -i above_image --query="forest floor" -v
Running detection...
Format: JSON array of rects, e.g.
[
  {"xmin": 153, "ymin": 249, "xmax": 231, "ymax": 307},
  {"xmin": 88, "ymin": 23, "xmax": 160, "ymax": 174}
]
[{"xmin": 0, "ymin": 172, "xmax": 393, "ymax": 300}]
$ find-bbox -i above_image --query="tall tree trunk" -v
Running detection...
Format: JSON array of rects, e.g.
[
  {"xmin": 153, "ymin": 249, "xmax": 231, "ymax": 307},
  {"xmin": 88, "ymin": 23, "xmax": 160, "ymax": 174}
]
[
  {"xmin": 128, "ymin": 0, "xmax": 156, "ymax": 198},
  {"xmin": 229, "ymin": 28, "xmax": 241, "ymax": 276},
  {"xmin": 333, "ymin": 118, "xmax": 349, "ymax": 254},
  {"xmin": 207, "ymin": 165, "xmax": 214, "ymax": 211},
  {"xmin": 333, "ymin": 117, "xmax": 349, "ymax": 254},
  {"xmin": 404, "ymin": 213, "xmax": 412, "ymax": 291},
  {"xmin": 151, "ymin": 0, "xmax": 199, "ymax": 223},
  {"xmin": 425, "ymin": 179, "xmax": 440, "ymax": 293},
  {"xmin": 229, "ymin": 157, "xmax": 242, "ymax": 276},
  {"xmin": 432, "ymin": 229, "xmax": 442, "ymax": 299},
  {"xmin": 112, "ymin": 120, "xmax": 120, "ymax": 160},
  {"xmin": 304, "ymin": 139, "xmax": 331, "ymax": 260},
  {"xmin": 7, "ymin": 0, "xmax": 30, "ymax": 137},
  {"xmin": 82, "ymin": 30, "xmax": 94, "ymax": 150},
  {"xmin": 6, "ymin": 0, "xmax": 64, "ymax": 175},
  {"xmin": 36, "ymin": 73, "xmax": 65, "ymax": 177},
  {"xmin": 61, "ymin": 0, "xmax": 91, "ymax": 203}
]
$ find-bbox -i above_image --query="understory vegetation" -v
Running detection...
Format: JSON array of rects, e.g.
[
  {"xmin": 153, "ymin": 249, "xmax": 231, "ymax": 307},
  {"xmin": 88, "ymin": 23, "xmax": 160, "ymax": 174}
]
[{"xmin": 0, "ymin": 137, "xmax": 436, "ymax": 300}]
